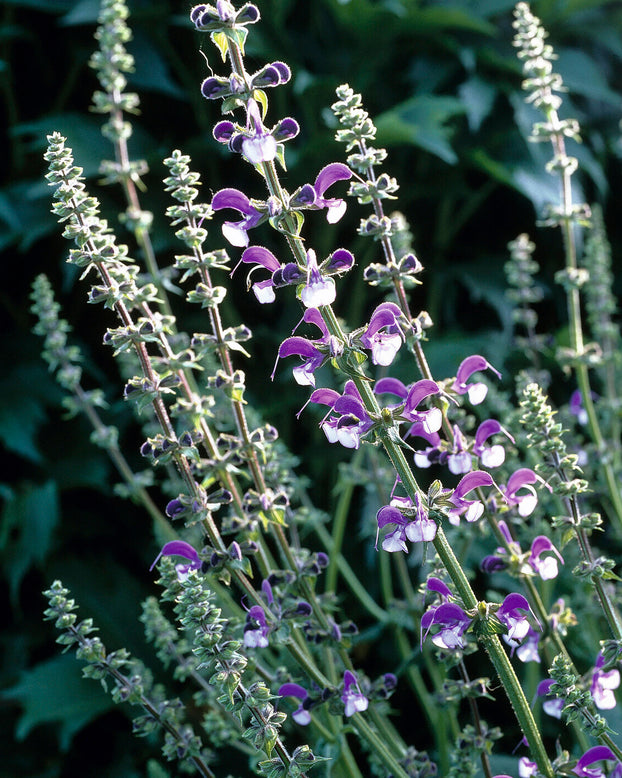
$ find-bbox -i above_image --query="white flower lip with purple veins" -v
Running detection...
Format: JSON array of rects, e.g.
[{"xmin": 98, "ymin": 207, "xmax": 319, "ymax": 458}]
[{"xmin": 453, "ymin": 354, "xmax": 502, "ymax": 405}]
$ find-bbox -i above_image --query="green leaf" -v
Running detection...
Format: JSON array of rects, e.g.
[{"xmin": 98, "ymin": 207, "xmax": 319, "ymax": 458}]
[
  {"xmin": 0, "ymin": 480, "xmax": 59, "ymax": 603},
  {"xmin": 210, "ymin": 31, "xmax": 229, "ymax": 61},
  {"xmin": 1, "ymin": 653, "xmax": 113, "ymax": 751},
  {"xmin": 458, "ymin": 76, "xmax": 496, "ymax": 132},
  {"xmin": 375, "ymin": 95, "xmax": 466, "ymax": 164},
  {"xmin": 557, "ymin": 47, "xmax": 621, "ymax": 105}
]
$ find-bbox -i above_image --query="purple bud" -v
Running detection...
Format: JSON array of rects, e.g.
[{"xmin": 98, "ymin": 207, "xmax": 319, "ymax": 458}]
[
  {"xmin": 271, "ymin": 61, "xmax": 291, "ymax": 83},
  {"xmin": 316, "ymin": 552, "xmax": 329, "ymax": 568},
  {"xmin": 201, "ymin": 77, "xmax": 230, "ymax": 100},
  {"xmin": 480, "ymin": 555, "xmax": 508, "ymax": 573},
  {"xmin": 236, "ymin": 4, "xmax": 260, "ymax": 23},
  {"xmin": 291, "ymin": 183, "xmax": 317, "ymax": 207},
  {"xmin": 190, "ymin": 5, "xmax": 207, "ymax": 24},
  {"xmin": 251, "ymin": 65, "xmax": 282, "ymax": 89},
  {"xmin": 213, "ymin": 121, "xmax": 236, "ymax": 143},
  {"xmin": 272, "ymin": 117, "xmax": 300, "ymax": 141},
  {"xmin": 165, "ymin": 499, "xmax": 186, "ymax": 519}
]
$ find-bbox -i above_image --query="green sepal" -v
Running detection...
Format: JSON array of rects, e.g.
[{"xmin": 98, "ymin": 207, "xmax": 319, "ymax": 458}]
[
  {"xmin": 253, "ymin": 89, "xmax": 268, "ymax": 120},
  {"xmin": 210, "ymin": 31, "xmax": 229, "ymax": 61}
]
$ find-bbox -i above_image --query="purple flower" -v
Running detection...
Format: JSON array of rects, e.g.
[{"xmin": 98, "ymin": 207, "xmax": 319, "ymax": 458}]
[
  {"xmin": 447, "ymin": 425, "xmax": 472, "ymax": 475},
  {"xmin": 278, "ymin": 683, "xmax": 312, "ymax": 725},
  {"xmin": 537, "ymin": 679, "xmax": 564, "ymax": 719},
  {"xmin": 232, "ymin": 245, "xmax": 287, "ymax": 303},
  {"xmin": 515, "ymin": 627, "xmax": 541, "ymax": 663},
  {"xmin": 274, "ymin": 337, "xmax": 324, "ymax": 387},
  {"xmin": 191, "ymin": 2, "xmax": 260, "ymax": 30},
  {"xmin": 309, "ymin": 381, "xmax": 374, "ymax": 449},
  {"xmin": 376, "ymin": 493, "xmax": 436, "ymax": 552},
  {"xmin": 410, "ymin": 423, "xmax": 442, "ymax": 468},
  {"xmin": 375, "ymin": 377, "xmax": 442, "ymax": 435},
  {"xmin": 448, "ymin": 470, "xmax": 495, "ymax": 524},
  {"xmin": 241, "ymin": 99, "xmax": 278, "ymax": 164},
  {"xmin": 498, "ymin": 593, "xmax": 532, "ymax": 642},
  {"xmin": 149, "ymin": 540, "xmax": 202, "ymax": 580},
  {"xmin": 573, "ymin": 747, "xmax": 620, "ymax": 778},
  {"xmin": 300, "ymin": 249, "xmax": 336, "ymax": 307},
  {"xmin": 591, "ymin": 652, "xmax": 620, "ymax": 710},
  {"xmin": 359, "ymin": 302, "xmax": 406, "ymax": 366},
  {"xmin": 422, "ymin": 602, "xmax": 472, "ymax": 650},
  {"xmin": 272, "ymin": 308, "xmax": 342, "ymax": 385},
  {"xmin": 212, "ymin": 188, "xmax": 265, "ymax": 247},
  {"xmin": 518, "ymin": 757, "xmax": 538, "ymax": 777},
  {"xmin": 569, "ymin": 389, "xmax": 598, "ymax": 426},
  {"xmin": 244, "ymin": 604, "xmax": 270, "ymax": 648},
  {"xmin": 473, "ymin": 419, "xmax": 514, "ymax": 468},
  {"xmin": 291, "ymin": 162, "xmax": 352, "ymax": 223},
  {"xmin": 342, "ymin": 670, "xmax": 369, "ymax": 716},
  {"xmin": 529, "ymin": 535, "xmax": 563, "ymax": 580},
  {"xmin": 502, "ymin": 468, "xmax": 540, "ymax": 517},
  {"xmin": 453, "ymin": 355, "xmax": 502, "ymax": 405}
]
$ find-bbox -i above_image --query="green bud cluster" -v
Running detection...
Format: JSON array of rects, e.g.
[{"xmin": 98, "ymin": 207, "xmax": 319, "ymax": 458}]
[{"xmin": 43, "ymin": 581, "xmax": 215, "ymax": 776}]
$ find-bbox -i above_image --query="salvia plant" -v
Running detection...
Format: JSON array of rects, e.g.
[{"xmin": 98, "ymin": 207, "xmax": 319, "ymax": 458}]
[{"xmin": 26, "ymin": 0, "xmax": 622, "ymax": 776}]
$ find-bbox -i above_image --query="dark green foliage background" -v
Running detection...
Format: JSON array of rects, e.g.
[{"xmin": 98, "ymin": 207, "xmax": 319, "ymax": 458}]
[{"xmin": 2, "ymin": 0, "xmax": 622, "ymax": 775}]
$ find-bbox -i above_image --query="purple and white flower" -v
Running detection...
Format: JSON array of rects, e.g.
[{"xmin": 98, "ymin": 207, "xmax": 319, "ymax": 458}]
[
  {"xmin": 421, "ymin": 602, "xmax": 472, "ymax": 650},
  {"xmin": 518, "ymin": 757, "xmax": 538, "ymax": 777},
  {"xmin": 376, "ymin": 493, "xmax": 436, "ymax": 552},
  {"xmin": 529, "ymin": 535, "xmax": 564, "ymax": 580},
  {"xmin": 290, "ymin": 162, "xmax": 353, "ymax": 224},
  {"xmin": 278, "ymin": 683, "xmax": 312, "ymax": 725},
  {"xmin": 149, "ymin": 540, "xmax": 203, "ymax": 581},
  {"xmin": 502, "ymin": 468, "xmax": 540, "ymax": 517},
  {"xmin": 342, "ymin": 670, "xmax": 369, "ymax": 717},
  {"xmin": 243, "ymin": 604, "xmax": 270, "ymax": 648},
  {"xmin": 212, "ymin": 188, "xmax": 266, "ymax": 248},
  {"xmin": 498, "ymin": 593, "xmax": 532, "ymax": 642},
  {"xmin": 300, "ymin": 249, "xmax": 336, "ymax": 307},
  {"xmin": 573, "ymin": 746, "xmax": 621, "ymax": 778},
  {"xmin": 359, "ymin": 302, "xmax": 407, "ymax": 366},
  {"xmin": 453, "ymin": 355, "xmax": 502, "ymax": 405},
  {"xmin": 591, "ymin": 653, "xmax": 620, "ymax": 710},
  {"xmin": 448, "ymin": 470, "xmax": 495, "ymax": 525},
  {"xmin": 473, "ymin": 419, "xmax": 514, "ymax": 468},
  {"xmin": 537, "ymin": 679, "xmax": 564, "ymax": 719},
  {"xmin": 309, "ymin": 381, "xmax": 374, "ymax": 449},
  {"xmin": 375, "ymin": 377, "xmax": 442, "ymax": 435},
  {"xmin": 272, "ymin": 309, "xmax": 335, "ymax": 386}
]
